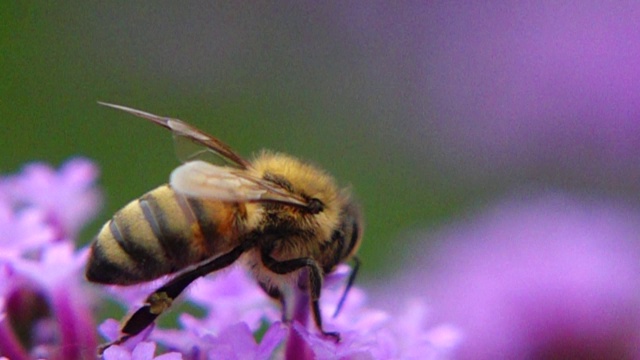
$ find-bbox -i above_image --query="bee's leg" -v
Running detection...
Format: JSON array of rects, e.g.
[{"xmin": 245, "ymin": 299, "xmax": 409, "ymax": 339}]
[
  {"xmin": 332, "ymin": 256, "xmax": 361, "ymax": 318},
  {"xmin": 261, "ymin": 251, "xmax": 340, "ymax": 342},
  {"xmin": 102, "ymin": 244, "xmax": 248, "ymax": 352}
]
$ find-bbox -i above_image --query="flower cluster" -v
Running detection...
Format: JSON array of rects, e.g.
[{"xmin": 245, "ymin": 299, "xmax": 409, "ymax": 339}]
[
  {"xmin": 101, "ymin": 264, "xmax": 459, "ymax": 359},
  {"xmin": 0, "ymin": 158, "xmax": 102, "ymax": 360},
  {"xmin": 0, "ymin": 160, "xmax": 459, "ymax": 359}
]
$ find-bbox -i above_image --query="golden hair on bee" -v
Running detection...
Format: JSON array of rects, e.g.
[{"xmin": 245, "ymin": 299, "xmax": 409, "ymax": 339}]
[
  {"xmin": 249, "ymin": 150, "xmax": 344, "ymax": 238},
  {"xmin": 86, "ymin": 103, "xmax": 363, "ymax": 352}
]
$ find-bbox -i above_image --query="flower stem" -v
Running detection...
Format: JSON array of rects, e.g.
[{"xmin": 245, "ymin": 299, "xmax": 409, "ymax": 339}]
[
  {"xmin": 285, "ymin": 283, "xmax": 313, "ymax": 360},
  {"xmin": 51, "ymin": 286, "xmax": 97, "ymax": 360}
]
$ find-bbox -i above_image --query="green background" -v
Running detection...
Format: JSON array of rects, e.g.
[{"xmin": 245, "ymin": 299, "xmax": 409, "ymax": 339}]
[{"xmin": 1, "ymin": 3, "xmax": 465, "ymax": 281}]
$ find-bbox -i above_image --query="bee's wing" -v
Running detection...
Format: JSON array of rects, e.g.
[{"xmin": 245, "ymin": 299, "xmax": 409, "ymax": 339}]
[
  {"xmin": 170, "ymin": 160, "xmax": 308, "ymax": 207},
  {"xmin": 98, "ymin": 102, "xmax": 251, "ymax": 169}
]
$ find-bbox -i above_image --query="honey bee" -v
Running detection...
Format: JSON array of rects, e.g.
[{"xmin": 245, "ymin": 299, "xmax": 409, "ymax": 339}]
[{"xmin": 85, "ymin": 103, "xmax": 363, "ymax": 348}]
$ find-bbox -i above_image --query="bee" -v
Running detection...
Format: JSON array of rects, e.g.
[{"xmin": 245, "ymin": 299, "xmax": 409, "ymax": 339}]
[{"xmin": 85, "ymin": 103, "xmax": 363, "ymax": 348}]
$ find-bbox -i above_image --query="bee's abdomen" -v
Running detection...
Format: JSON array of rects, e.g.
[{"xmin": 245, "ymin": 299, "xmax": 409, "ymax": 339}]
[{"xmin": 86, "ymin": 185, "xmax": 238, "ymax": 285}]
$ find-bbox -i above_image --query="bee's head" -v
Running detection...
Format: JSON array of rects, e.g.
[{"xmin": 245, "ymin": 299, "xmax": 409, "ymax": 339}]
[{"xmin": 251, "ymin": 151, "xmax": 345, "ymax": 233}]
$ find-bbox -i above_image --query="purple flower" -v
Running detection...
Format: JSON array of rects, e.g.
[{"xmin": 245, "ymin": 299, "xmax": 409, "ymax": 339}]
[
  {"xmin": 199, "ymin": 322, "xmax": 285, "ymax": 360},
  {"xmin": 102, "ymin": 341, "xmax": 182, "ymax": 360},
  {"xmin": 1, "ymin": 158, "xmax": 101, "ymax": 239},
  {"xmin": 103, "ymin": 266, "xmax": 284, "ymax": 360},
  {"xmin": 104, "ymin": 263, "xmax": 459, "ymax": 359},
  {"xmin": 288, "ymin": 269, "xmax": 460, "ymax": 360},
  {"xmin": 0, "ymin": 159, "xmax": 102, "ymax": 360},
  {"xmin": 8, "ymin": 244, "xmax": 97, "ymax": 359},
  {"xmin": 384, "ymin": 193, "xmax": 640, "ymax": 359},
  {"xmin": 0, "ymin": 203, "xmax": 53, "ymax": 259},
  {"xmin": 176, "ymin": 265, "xmax": 280, "ymax": 334},
  {"xmin": 0, "ymin": 267, "xmax": 30, "ymax": 360}
]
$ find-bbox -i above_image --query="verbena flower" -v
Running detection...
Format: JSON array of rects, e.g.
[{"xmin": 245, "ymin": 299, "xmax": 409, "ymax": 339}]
[
  {"xmin": 384, "ymin": 193, "xmax": 640, "ymax": 359},
  {"xmin": 0, "ymin": 158, "xmax": 101, "ymax": 360}
]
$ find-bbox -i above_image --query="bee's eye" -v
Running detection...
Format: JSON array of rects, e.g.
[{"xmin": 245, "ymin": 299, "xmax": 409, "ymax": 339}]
[{"xmin": 307, "ymin": 198, "xmax": 324, "ymax": 214}]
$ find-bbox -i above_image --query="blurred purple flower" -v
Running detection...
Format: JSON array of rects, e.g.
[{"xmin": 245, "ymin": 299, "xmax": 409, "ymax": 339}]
[
  {"xmin": 337, "ymin": 2, "xmax": 640, "ymax": 189},
  {"xmin": 0, "ymin": 159, "xmax": 102, "ymax": 360},
  {"xmin": 0, "ymin": 203, "xmax": 53, "ymax": 259},
  {"xmin": 429, "ymin": 2, "xmax": 640, "ymax": 187},
  {"xmin": 429, "ymin": 1, "xmax": 640, "ymax": 171},
  {"xmin": 1, "ymin": 158, "xmax": 102, "ymax": 239},
  {"xmin": 383, "ymin": 193, "xmax": 640, "ymax": 359}
]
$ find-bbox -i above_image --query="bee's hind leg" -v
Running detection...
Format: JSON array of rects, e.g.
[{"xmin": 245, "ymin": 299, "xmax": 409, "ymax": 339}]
[{"xmin": 101, "ymin": 244, "xmax": 248, "ymax": 353}]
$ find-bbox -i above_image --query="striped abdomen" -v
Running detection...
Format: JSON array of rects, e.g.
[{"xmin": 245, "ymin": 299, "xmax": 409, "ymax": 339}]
[{"xmin": 86, "ymin": 184, "xmax": 243, "ymax": 285}]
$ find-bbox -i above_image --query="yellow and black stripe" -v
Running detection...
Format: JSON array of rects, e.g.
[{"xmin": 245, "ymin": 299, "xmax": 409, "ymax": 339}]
[{"xmin": 85, "ymin": 185, "xmax": 241, "ymax": 285}]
